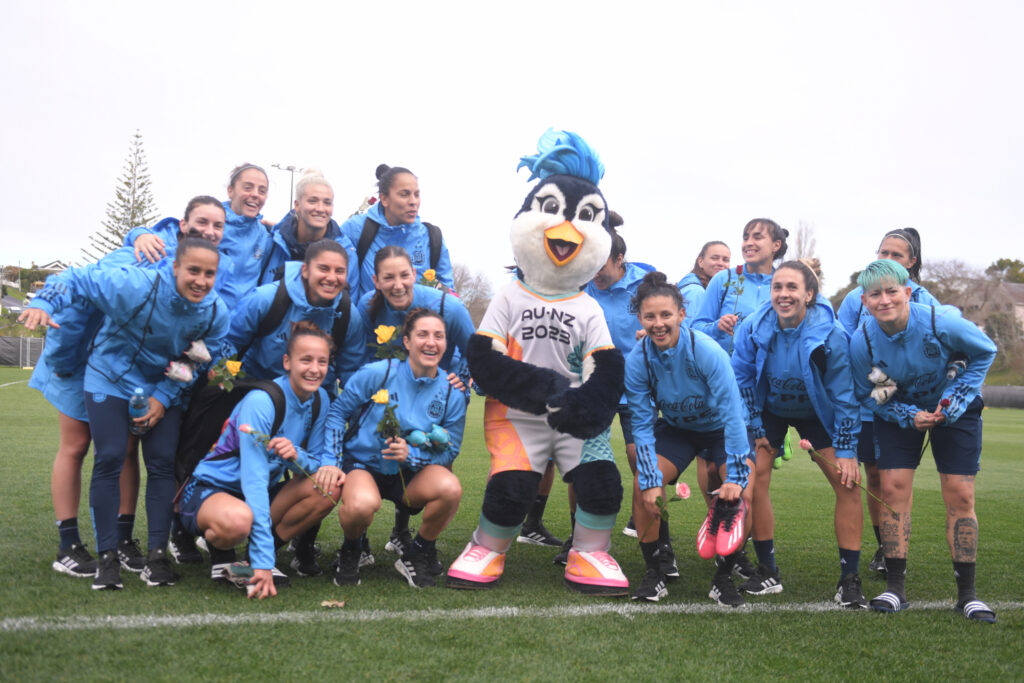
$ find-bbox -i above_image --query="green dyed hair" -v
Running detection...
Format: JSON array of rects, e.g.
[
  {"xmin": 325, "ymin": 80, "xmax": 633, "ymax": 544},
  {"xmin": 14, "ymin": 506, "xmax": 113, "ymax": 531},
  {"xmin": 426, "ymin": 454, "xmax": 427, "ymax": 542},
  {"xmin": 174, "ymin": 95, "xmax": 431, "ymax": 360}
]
[{"xmin": 857, "ymin": 259, "xmax": 909, "ymax": 291}]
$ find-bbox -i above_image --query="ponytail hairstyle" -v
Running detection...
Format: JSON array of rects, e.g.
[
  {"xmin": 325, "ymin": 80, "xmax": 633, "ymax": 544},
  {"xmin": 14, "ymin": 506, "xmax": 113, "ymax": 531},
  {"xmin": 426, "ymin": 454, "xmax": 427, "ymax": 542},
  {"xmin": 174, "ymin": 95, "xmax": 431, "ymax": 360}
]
[
  {"xmin": 183, "ymin": 195, "xmax": 225, "ymax": 222},
  {"xmin": 175, "ymin": 236, "xmax": 219, "ymax": 262},
  {"xmin": 402, "ymin": 307, "xmax": 446, "ymax": 340},
  {"xmin": 690, "ymin": 240, "xmax": 729, "ymax": 288},
  {"xmin": 631, "ymin": 270, "xmax": 685, "ymax": 315},
  {"xmin": 776, "ymin": 260, "xmax": 821, "ymax": 301},
  {"xmin": 295, "ymin": 168, "xmax": 333, "ymax": 203},
  {"xmin": 878, "ymin": 227, "xmax": 922, "ymax": 282},
  {"xmin": 304, "ymin": 238, "xmax": 348, "ymax": 266},
  {"xmin": 286, "ymin": 319, "xmax": 334, "ymax": 356},
  {"xmin": 796, "ymin": 257, "xmax": 823, "ymax": 291},
  {"xmin": 743, "ymin": 218, "xmax": 789, "ymax": 263},
  {"xmin": 858, "ymin": 259, "xmax": 909, "ymax": 293},
  {"xmin": 368, "ymin": 245, "xmax": 414, "ymax": 323},
  {"xmin": 376, "ymin": 164, "xmax": 417, "ymax": 196},
  {"xmin": 227, "ymin": 162, "xmax": 268, "ymax": 189}
]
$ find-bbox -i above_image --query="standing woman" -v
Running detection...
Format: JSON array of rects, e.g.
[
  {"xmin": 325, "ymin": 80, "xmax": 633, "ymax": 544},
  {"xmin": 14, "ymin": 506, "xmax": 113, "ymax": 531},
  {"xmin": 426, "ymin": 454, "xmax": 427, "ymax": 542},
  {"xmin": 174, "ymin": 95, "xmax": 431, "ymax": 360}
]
[
  {"xmin": 179, "ymin": 323, "xmax": 342, "ymax": 600},
  {"xmin": 21, "ymin": 238, "xmax": 229, "ymax": 590},
  {"xmin": 837, "ymin": 227, "xmax": 939, "ymax": 574},
  {"xmin": 677, "ymin": 240, "xmax": 731, "ymax": 320},
  {"xmin": 259, "ymin": 169, "xmax": 358, "ymax": 292},
  {"xmin": 624, "ymin": 272, "xmax": 752, "ymax": 604},
  {"xmin": 849, "ymin": 260, "xmax": 997, "ymax": 622},
  {"xmin": 326, "ymin": 309, "xmax": 466, "ymax": 588},
  {"xmin": 692, "ymin": 219, "xmax": 788, "ymax": 353},
  {"xmin": 342, "ymin": 164, "xmax": 454, "ymax": 301},
  {"xmin": 732, "ymin": 261, "xmax": 865, "ymax": 607}
]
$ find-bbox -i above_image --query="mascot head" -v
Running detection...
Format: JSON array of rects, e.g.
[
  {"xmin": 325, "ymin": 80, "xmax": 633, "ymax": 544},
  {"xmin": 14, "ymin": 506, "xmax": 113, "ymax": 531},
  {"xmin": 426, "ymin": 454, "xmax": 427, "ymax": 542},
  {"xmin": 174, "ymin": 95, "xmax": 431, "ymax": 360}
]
[{"xmin": 511, "ymin": 129, "xmax": 613, "ymax": 295}]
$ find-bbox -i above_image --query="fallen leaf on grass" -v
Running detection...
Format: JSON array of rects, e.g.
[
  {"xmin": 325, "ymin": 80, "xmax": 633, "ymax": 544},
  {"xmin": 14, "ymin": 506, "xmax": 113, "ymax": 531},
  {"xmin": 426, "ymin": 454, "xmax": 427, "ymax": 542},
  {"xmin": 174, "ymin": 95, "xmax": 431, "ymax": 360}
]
[{"xmin": 321, "ymin": 600, "xmax": 346, "ymax": 609}]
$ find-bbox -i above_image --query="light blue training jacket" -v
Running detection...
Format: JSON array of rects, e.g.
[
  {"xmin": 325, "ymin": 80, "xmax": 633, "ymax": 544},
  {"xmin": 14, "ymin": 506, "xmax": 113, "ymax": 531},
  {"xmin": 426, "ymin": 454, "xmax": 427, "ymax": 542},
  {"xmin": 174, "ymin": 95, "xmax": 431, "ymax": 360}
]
[
  {"xmin": 326, "ymin": 359, "xmax": 467, "ymax": 474},
  {"xmin": 691, "ymin": 265, "xmax": 775, "ymax": 353},
  {"xmin": 625, "ymin": 327, "xmax": 751, "ymax": 491},
  {"xmin": 732, "ymin": 298, "xmax": 859, "ymax": 459},
  {"xmin": 29, "ymin": 259, "xmax": 229, "ymax": 407},
  {"xmin": 676, "ymin": 271, "xmax": 706, "ymax": 322},
  {"xmin": 192, "ymin": 376, "xmax": 331, "ymax": 570},
  {"xmin": 258, "ymin": 211, "xmax": 359, "ymax": 295},
  {"xmin": 340, "ymin": 202, "xmax": 453, "ymax": 302},
  {"xmin": 849, "ymin": 302, "xmax": 996, "ymax": 428},
  {"xmin": 226, "ymin": 262, "xmax": 366, "ymax": 390}
]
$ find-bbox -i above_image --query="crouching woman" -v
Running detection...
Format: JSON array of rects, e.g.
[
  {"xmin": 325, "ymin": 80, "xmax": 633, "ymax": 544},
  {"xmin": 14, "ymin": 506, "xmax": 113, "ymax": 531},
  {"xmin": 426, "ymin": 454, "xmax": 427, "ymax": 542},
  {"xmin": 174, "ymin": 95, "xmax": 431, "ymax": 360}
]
[{"xmin": 179, "ymin": 322, "xmax": 342, "ymax": 599}]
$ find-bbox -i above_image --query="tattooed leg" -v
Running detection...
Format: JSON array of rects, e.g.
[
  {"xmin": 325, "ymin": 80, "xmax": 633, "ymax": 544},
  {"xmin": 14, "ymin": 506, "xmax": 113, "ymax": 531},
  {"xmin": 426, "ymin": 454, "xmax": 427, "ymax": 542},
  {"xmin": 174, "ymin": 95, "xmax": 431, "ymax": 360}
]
[
  {"xmin": 941, "ymin": 473, "xmax": 978, "ymax": 562},
  {"xmin": 878, "ymin": 468, "xmax": 914, "ymax": 559}
]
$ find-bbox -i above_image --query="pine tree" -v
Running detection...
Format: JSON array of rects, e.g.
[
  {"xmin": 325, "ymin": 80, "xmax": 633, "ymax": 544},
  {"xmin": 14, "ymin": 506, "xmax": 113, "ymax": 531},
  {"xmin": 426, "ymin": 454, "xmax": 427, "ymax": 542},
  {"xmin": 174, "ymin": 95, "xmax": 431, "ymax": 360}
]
[{"xmin": 80, "ymin": 130, "xmax": 158, "ymax": 262}]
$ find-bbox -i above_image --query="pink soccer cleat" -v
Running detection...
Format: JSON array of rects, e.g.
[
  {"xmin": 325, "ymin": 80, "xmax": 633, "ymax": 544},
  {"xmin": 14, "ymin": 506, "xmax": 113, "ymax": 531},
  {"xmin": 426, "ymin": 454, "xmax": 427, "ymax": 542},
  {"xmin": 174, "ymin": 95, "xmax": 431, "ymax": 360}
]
[
  {"xmin": 715, "ymin": 498, "xmax": 749, "ymax": 557},
  {"xmin": 696, "ymin": 498, "xmax": 720, "ymax": 560},
  {"xmin": 564, "ymin": 549, "xmax": 629, "ymax": 596},
  {"xmin": 446, "ymin": 543, "xmax": 506, "ymax": 590}
]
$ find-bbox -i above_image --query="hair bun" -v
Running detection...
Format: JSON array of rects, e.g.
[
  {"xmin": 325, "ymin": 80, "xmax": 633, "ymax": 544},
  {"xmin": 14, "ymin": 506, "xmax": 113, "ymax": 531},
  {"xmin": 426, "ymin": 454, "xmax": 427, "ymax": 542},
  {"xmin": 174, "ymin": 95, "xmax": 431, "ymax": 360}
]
[
  {"xmin": 903, "ymin": 226, "xmax": 920, "ymax": 239},
  {"xmin": 608, "ymin": 210, "xmax": 624, "ymax": 229},
  {"xmin": 301, "ymin": 167, "xmax": 323, "ymax": 178},
  {"xmin": 642, "ymin": 271, "xmax": 667, "ymax": 287},
  {"xmin": 375, "ymin": 164, "xmax": 391, "ymax": 180}
]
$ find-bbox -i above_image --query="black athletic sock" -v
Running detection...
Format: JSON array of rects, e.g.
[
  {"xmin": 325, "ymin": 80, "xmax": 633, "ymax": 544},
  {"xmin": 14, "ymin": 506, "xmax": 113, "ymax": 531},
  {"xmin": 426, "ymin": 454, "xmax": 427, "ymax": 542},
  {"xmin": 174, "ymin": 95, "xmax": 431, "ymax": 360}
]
[
  {"xmin": 57, "ymin": 518, "xmax": 82, "ymax": 551},
  {"xmin": 715, "ymin": 552, "xmax": 738, "ymax": 577},
  {"xmin": 342, "ymin": 537, "xmax": 362, "ymax": 553},
  {"xmin": 639, "ymin": 541, "xmax": 661, "ymax": 571},
  {"xmin": 411, "ymin": 534, "xmax": 436, "ymax": 556},
  {"xmin": 170, "ymin": 514, "xmax": 184, "ymax": 537},
  {"xmin": 271, "ymin": 531, "xmax": 287, "ymax": 551},
  {"xmin": 117, "ymin": 514, "xmax": 135, "ymax": 543},
  {"xmin": 839, "ymin": 547, "xmax": 861, "ymax": 578},
  {"xmin": 296, "ymin": 521, "xmax": 321, "ymax": 551},
  {"xmin": 524, "ymin": 494, "xmax": 549, "ymax": 528},
  {"xmin": 953, "ymin": 561, "xmax": 977, "ymax": 604},
  {"xmin": 208, "ymin": 544, "xmax": 236, "ymax": 566},
  {"xmin": 658, "ymin": 518, "xmax": 670, "ymax": 544},
  {"xmin": 872, "ymin": 525, "xmax": 882, "ymax": 545},
  {"xmin": 884, "ymin": 557, "xmax": 907, "ymax": 598},
  {"xmin": 394, "ymin": 506, "xmax": 411, "ymax": 535}
]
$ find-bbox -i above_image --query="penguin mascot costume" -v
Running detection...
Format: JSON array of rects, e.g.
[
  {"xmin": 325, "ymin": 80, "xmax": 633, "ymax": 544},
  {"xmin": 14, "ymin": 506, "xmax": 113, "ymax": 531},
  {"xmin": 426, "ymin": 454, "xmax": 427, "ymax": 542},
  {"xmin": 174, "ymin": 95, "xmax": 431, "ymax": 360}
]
[{"xmin": 447, "ymin": 129, "xmax": 628, "ymax": 595}]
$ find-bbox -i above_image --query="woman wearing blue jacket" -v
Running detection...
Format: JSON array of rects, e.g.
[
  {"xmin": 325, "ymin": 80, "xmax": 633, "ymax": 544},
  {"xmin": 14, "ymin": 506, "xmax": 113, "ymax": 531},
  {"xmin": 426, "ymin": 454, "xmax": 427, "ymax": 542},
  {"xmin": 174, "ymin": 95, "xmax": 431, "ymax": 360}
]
[
  {"xmin": 849, "ymin": 260, "xmax": 997, "ymax": 622},
  {"xmin": 732, "ymin": 261, "xmax": 865, "ymax": 608},
  {"xmin": 22, "ymin": 237, "xmax": 230, "ymax": 590},
  {"xmin": 624, "ymin": 271, "xmax": 752, "ymax": 605},
  {"xmin": 179, "ymin": 322, "xmax": 341, "ymax": 600},
  {"xmin": 228, "ymin": 239, "xmax": 366, "ymax": 392},
  {"xmin": 25, "ymin": 199, "xmax": 227, "ymax": 578},
  {"xmin": 341, "ymin": 164, "xmax": 453, "ymax": 302},
  {"xmin": 677, "ymin": 240, "xmax": 731, "ymax": 320},
  {"xmin": 257, "ymin": 169, "xmax": 359, "ymax": 293},
  {"xmin": 836, "ymin": 227, "xmax": 939, "ymax": 575},
  {"xmin": 692, "ymin": 219, "xmax": 789, "ymax": 354},
  {"xmin": 326, "ymin": 309, "xmax": 466, "ymax": 589}
]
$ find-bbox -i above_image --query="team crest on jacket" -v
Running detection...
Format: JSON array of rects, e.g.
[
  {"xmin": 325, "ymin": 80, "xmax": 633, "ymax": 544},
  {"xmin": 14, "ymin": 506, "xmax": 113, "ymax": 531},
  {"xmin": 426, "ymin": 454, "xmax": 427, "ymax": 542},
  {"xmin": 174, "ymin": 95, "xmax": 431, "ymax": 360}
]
[
  {"xmin": 923, "ymin": 341, "xmax": 941, "ymax": 359},
  {"xmin": 413, "ymin": 245, "xmax": 425, "ymax": 265},
  {"xmin": 428, "ymin": 396, "xmax": 445, "ymax": 420}
]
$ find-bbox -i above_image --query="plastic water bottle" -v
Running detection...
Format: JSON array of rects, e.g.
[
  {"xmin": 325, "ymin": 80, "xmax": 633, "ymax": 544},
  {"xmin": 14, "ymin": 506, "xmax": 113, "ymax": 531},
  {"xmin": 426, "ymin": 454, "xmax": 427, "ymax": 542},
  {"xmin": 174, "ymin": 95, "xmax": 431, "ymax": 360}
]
[{"xmin": 128, "ymin": 387, "xmax": 149, "ymax": 436}]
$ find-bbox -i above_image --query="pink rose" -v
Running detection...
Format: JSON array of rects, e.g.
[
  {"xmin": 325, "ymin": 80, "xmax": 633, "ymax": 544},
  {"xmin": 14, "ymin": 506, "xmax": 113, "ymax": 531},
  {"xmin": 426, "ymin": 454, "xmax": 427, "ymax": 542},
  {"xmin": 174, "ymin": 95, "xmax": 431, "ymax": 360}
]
[
  {"xmin": 675, "ymin": 481, "xmax": 691, "ymax": 500},
  {"xmin": 799, "ymin": 438, "xmax": 813, "ymax": 451}
]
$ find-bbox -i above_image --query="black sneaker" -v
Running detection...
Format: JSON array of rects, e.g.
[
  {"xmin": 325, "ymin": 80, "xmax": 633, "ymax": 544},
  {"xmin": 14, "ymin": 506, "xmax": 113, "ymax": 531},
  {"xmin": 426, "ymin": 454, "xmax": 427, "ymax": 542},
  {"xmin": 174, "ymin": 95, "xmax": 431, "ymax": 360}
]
[
  {"xmin": 168, "ymin": 533, "xmax": 204, "ymax": 564},
  {"xmin": 359, "ymin": 534, "xmax": 375, "ymax": 568},
  {"xmin": 287, "ymin": 538, "xmax": 323, "ymax": 558},
  {"xmin": 869, "ymin": 546, "xmax": 886, "ymax": 575},
  {"xmin": 210, "ymin": 548, "xmax": 238, "ymax": 583},
  {"xmin": 290, "ymin": 545, "xmax": 324, "ymax": 578},
  {"xmin": 141, "ymin": 548, "xmax": 180, "ymax": 586},
  {"xmin": 92, "ymin": 550, "xmax": 123, "ymax": 590},
  {"xmin": 631, "ymin": 568, "xmax": 668, "ymax": 602},
  {"xmin": 731, "ymin": 549, "xmax": 757, "ymax": 580},
  {"xmin": 385, "ymin": 528, "xmax": 414, "ymax": 555},
  {"xmin": 395, "ymin": 550, "xmax": 437, "ymax": 588},
  {"xmin": 53, "ymin": 543, "xmax": 98, "ymax": 578},
  {"xmin": 739, "ymin": 564, "xmax": 783, "ymax": 595},
  {"xmin": 517, "ymin": 522, "xmax": 563, "ymax": 547},
  {"xmin": 117, "ymin": 538, "xmax": 146, "ymax": 573},
  {"xmin": 835, "ymin": 573, "xmax": 867, "ymax": 609},
  {"xmin": 271, "ymin": 566, "xmax": 291, "ymax": 588},
  {"xmin": 552, "ymin": 534, "xmax": 573, "ymax": 566},
  {"xmin": 424, "ymin": 545, "xmax": 444, "ymax": 576},
  {"xmin": 622, "ymin": 516, "xmax": 638, "ymax": 538},
  {"xmin": 709, "ymin": 572, "xmax": 745, "ymax": 607},
  {"xmin": 333, "ymin": 546, "xmax": 361, "ymax": 586},
  {"xmin": 659, "ymin": 542, "xmax": 680, "ymax": 581}
]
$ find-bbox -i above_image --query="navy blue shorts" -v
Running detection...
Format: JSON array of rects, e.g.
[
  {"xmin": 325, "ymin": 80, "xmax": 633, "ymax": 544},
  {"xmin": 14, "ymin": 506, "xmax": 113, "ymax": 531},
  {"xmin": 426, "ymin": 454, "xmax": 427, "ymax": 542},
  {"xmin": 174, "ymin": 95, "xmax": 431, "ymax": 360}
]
[
  {"xmin": 763, "ymin": 410, "xmax": 833, "ymax": 453},
  {"xmin": 652, "ymin": 419, "xmax": 726, "ymax": 483},
  {"xmin": 177, "ymin": 477, "xmax": 288, "ymax": 537},
  {"xmin": 856, "ymin": 420, "xmax": 878, "ymax": 465},
  {"xmin": 872, "ymin": 397, "xmax": 983, "ymax": 475},
  {"xmin": 617, "ymin": 404, "xmax": 634, "ymax": 446},
  {"xmin": 342, "ymin": 459, "xmax": 425, "ymax": 514}
]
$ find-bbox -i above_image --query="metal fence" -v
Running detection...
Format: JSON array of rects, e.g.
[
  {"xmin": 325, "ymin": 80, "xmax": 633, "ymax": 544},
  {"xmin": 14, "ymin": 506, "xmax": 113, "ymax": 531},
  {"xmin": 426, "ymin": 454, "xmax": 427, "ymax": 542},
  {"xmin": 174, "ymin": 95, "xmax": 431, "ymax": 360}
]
[{"xmin": 0, "ymin": 336, "xmax": 43, "ymax": 367}]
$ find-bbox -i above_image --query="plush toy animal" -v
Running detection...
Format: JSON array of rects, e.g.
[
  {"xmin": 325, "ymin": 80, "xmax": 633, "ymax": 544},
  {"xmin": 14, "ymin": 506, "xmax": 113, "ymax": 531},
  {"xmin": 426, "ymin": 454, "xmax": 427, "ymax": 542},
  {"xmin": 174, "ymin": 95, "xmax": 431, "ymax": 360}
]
[{"xmin": 447, "ymin": 129, "xmax": 627, "ymax": 595}]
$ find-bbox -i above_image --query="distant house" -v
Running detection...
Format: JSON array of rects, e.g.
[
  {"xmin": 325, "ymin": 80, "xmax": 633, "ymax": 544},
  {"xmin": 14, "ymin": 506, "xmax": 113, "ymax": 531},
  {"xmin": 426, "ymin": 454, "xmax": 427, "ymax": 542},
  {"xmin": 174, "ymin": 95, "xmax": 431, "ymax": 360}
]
[
  {"xmin": 956, "ymin": 280, "xmax": 1024, "ymax": 342},
  {"xmin": 35, "ymin": 260, "xmax": 70, "ymax": 273}
]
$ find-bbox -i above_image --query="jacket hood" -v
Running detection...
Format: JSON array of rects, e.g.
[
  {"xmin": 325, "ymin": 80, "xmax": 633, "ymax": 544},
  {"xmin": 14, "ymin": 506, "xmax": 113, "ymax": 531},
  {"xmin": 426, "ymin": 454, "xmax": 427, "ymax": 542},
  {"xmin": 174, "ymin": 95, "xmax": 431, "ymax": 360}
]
[
  {"xmin": 223, "ymin": 201, "xmax": 263, "ymax": 227},
  {"xmin": 747, "ymin": 295, "xmax": 836, "ymax": 349},
  {"xmin": 283, "ymin": 261, "xmax": 340, "ymax": 314},
  {"xmin": 677, "ymin": 272, "xmax": 703, "ymax": 289},
  {"xmin": 273, "ymin": 212, "xmax": 343, "ymax": 261},
  {"xmin": 367, "ymin": 201, "xmax": 422, "ymax": 231},
  {"xmin": 157, "ymin": 258, "xmax": 221, "ymax": 317}
]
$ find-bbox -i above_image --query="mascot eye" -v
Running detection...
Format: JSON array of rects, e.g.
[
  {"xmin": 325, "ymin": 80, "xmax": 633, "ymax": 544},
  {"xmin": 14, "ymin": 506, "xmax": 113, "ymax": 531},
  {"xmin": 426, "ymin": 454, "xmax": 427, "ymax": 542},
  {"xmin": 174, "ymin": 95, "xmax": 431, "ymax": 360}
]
[
  {"xmin": 578, "ymin": 204, "xmax": 599, "ymax": 222},
  {"xmin": 540, "ymin": 197, "xmax": 560, "ymax": 215}
]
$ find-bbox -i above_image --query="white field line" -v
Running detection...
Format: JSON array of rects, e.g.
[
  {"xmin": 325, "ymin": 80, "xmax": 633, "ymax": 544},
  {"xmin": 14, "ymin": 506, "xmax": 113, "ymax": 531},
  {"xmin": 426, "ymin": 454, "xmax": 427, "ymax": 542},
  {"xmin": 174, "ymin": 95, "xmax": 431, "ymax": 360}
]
[
  {"xmin": 0, "ymin": 379, "xmax": 29, "ymax": 388},
  {"xmin": 3, "ymin": 600, "xmax": 1022, "ymax": 633}
]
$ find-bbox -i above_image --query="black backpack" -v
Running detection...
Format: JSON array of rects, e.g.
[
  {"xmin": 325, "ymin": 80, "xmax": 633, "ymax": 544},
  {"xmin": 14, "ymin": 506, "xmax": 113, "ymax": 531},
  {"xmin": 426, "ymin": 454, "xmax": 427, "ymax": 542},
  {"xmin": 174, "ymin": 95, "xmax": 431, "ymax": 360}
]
[
  {"xmin": 355, "ymin": 217, "xmax": 443, "ymax": 277},
  {"xmin": 174, "ymin": 378, "xmax": 321, "ymax": 483}
]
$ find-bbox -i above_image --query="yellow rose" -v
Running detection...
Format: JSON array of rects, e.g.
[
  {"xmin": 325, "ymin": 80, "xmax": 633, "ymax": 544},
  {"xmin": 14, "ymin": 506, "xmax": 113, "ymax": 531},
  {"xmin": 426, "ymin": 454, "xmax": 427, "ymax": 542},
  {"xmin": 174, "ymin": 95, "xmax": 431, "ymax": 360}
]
[
  {"xmin": 371, "ymin": 389, "xmax": 390, "ymax": 404},
  {"xmin": 225, "ymin": 360, "xmax": 242, "ymax": 377},
  {"xmin": 423, "ymin": 269, "xmax": 436, "ymax": 281},
  {"xmin": 374, "ymin": 325, "xmax": 396, "ymax": 345}
]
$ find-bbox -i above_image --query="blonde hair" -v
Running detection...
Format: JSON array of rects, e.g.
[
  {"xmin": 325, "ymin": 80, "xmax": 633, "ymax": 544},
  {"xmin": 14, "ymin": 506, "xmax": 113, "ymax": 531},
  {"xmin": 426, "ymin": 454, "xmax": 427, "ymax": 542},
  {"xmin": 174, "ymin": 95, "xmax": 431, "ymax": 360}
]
[{"xmin": 295, "ymin": 168, "xmax": 333, "ymax": 202}]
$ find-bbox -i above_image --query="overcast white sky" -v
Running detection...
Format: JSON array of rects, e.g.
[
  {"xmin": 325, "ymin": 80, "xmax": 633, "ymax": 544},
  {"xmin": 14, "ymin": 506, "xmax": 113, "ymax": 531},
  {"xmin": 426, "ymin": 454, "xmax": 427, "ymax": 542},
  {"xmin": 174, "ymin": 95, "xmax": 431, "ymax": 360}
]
[{"xmin": 2, "ymin": 1, "xmax": 1020, "ymax": 295}]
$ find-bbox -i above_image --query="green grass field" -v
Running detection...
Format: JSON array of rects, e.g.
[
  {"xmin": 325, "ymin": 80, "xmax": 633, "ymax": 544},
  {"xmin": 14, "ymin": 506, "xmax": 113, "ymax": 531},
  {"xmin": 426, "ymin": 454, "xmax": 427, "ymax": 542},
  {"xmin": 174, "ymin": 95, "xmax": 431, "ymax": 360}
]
[{"xmin": 2, "ymin": 366, "xmax": 1022, "ymax": 681}]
